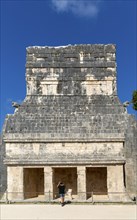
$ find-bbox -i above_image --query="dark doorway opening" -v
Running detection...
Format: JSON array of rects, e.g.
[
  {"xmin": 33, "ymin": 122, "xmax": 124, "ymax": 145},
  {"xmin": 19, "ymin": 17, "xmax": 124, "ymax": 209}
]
[
  {"xmin": 24, "ymin": 168, "xmax": 44, "ymax": 199},
  {"xmin": 86, "ymin": 167, "xmax": 107, "ymax": 199},
  {"xmin": 53, "ymin": 167, "xmax": 77, "ymax": 199}
]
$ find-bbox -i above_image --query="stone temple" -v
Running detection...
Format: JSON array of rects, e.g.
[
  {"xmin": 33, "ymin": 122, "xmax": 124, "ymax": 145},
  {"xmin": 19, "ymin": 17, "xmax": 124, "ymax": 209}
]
[{"xmin": 1, "ymin": 44, "xmax": 137, "ymax": 202}]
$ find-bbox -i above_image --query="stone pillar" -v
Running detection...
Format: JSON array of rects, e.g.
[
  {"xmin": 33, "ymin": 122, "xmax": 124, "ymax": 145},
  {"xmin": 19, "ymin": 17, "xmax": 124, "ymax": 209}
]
[
  {"xmin": 107, "ymin": 165, "xmax": 125, "ymax": 201},
  {"xmin": 77, "ymin": 166, "xmax": 86, "ymax": 200},
  {"xmin": 44, "ymin": 166, "xmax": 53, "ymax": 201},
  {"xmin": 7, "ymin": 166, "xmax": 23, "ymax": 201}
]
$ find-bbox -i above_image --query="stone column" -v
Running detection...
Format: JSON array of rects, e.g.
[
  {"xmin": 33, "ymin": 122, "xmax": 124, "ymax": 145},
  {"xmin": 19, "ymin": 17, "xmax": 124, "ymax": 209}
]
[
  {"xmin": 107, "ymin": 165, "xmax": 125, "ymax": 201},
  {"xmin": 7, "ymin": 166, "xmax": 23, "ymax": 201},
  {"xmin": 44, "ymin": 166, "xmax": 53, "ymax": 201},
  {"xmin": 77, "ymin": 166, "xmax": 86, "ymax": 200}
]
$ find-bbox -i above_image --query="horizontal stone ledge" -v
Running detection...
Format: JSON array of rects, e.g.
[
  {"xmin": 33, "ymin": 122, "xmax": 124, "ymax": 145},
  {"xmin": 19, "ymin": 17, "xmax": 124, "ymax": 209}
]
[
  {"xmin": 4, "ymin": 159, "xmax": 125, "ymax": 165},
  {"xmin": 28, "ymin": 51, "xmax": 115, "ymax": 56},
  {"xmin": 3, "ymin": 137, "xmax": 125, "ymax": 143},
  {"xmin": 25, "ymin": 78, "xmax": 115, "ymax": 82},
  {"xmin": 27, "ymin": 53, "xmax": 114, "ymax": 57},
  {"xmin": 26, "ymin": 67, "xmax": 116, "ymax": 72},
  {"xmin": 26, "ymin": 61, "xmax": 116, "ymax": 68},
  {"xmin": 27, "ymin": 58, "xmax": 116, "ymax": 63}
]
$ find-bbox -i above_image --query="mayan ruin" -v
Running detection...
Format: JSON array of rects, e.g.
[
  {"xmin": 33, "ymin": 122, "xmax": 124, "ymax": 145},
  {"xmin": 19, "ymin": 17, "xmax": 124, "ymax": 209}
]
[{"xmin": 0, "ymin": 44, "xmax": 137, "ymax": 202}]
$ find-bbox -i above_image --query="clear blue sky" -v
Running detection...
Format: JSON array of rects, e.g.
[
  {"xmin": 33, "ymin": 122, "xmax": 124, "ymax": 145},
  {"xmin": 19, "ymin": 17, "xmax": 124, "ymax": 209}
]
[{"xmin": 1, "ymin": 0, "xmax": 137, "ymax": 132}]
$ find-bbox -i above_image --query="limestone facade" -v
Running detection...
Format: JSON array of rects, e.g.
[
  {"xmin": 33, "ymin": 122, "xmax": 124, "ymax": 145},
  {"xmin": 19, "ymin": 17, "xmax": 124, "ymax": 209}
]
[{"xmin": 1, "ymin": 44, "xmax": 137, "ymax": 202}]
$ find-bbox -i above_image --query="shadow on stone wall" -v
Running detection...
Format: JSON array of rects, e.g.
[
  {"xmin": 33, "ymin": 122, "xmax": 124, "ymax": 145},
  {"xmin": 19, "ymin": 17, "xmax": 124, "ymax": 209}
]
[
  {"xmin": 0, "ymin": 136, "xmax": 7, "ymax": 200},
  {"xmin": 125, "ymin": 115, "xmax": 137, "ymax": 200}
]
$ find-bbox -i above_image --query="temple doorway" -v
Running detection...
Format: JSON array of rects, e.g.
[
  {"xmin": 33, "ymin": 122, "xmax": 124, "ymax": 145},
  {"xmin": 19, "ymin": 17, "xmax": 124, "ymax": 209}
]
[
  {"xmin": 24, "ymin": 168, "xmax": 44, "ymax": 199},
  {"xmin": 53, "ymin": 167, "xmax": 77, "ymax": 199},
  {"xmin": 86, "ymin": 167, "xmax": 107, "ymax": 199}
]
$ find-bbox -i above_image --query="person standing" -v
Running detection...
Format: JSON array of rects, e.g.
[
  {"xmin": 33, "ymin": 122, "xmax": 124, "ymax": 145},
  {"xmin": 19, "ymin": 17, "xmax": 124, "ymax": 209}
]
[{"xmin": 57, "ymin": 181, "xmax": 65, "ymax": 206}]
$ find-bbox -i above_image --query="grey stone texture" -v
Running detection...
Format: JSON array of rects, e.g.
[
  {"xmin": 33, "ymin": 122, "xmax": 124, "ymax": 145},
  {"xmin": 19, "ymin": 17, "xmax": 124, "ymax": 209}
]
[
  {"xmin": 0, "ymin": 136, "xmax": 7, "ymax": 200},
  {"xmin": 1, "ymin": 44, "xmax": 137, "ymax": 200}
]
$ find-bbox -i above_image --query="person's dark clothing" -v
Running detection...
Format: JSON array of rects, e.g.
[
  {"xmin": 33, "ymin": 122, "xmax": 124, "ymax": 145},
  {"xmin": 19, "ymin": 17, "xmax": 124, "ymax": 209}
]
[{"xmin": 58, "ymin": 184, "xmax": 65, "ymax": 194}]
